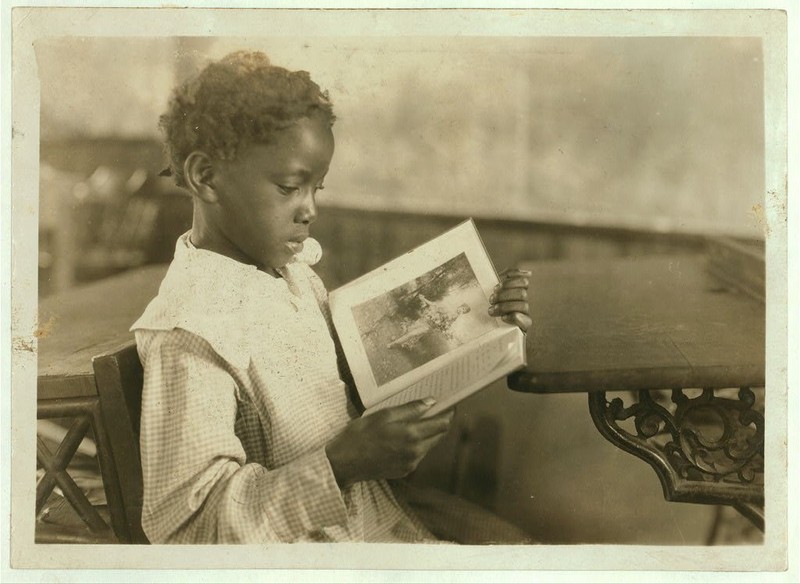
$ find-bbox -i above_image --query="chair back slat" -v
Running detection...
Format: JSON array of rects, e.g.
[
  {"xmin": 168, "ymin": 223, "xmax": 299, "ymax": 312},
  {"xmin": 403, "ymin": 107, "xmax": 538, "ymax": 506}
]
[{"xmin": 92, "ymin": 341, "xmax": 149, "ymax": 544}]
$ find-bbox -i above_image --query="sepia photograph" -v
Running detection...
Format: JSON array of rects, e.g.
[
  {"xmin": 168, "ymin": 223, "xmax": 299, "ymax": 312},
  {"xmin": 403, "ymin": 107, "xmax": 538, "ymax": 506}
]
[
  {"xmin": 2, "ymin": 1, "xmax": 797, "ymax": 581},
  {"xmin": 352, "ymin": 252, "xmax": 497, "ymax": 386}
]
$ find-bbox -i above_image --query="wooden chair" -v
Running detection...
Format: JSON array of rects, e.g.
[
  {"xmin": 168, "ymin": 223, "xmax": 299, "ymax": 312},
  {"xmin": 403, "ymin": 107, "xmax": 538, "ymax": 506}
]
[{"xmin": 91, "ymin": 341, "xmax": 149, "ymax": 544}]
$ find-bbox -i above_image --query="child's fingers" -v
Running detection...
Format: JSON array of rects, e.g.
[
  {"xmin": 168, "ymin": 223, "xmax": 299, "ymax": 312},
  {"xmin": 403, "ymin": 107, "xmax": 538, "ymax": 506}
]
[
  {"xmin": 415, "ymin": 428, "xmax": 452, "ymax": 454},
  {"xmin": 493, "ymin": 268, "xmax": 533, "ymax": 334},
  {"xmin": 412, "ymin": 409, "xmax": 455, "ymax": 437},
  {"xmin": 490, "ymin": 287, "xmax": 528, "ymax": 304},
  {"xmin": 383, "ymin": 398, "xmax": 437, "ymax": 421},
  {"xmin": 502, "ymin": 312, "xmax": 533, "ymax": 333},
  {"xmin": 489, "ymin": 300, "xmax": 529, "ymax": 316},
  {"xmin": 495, "ymin": 276, "xmax": 530, "ymax": 291},
  {"xmin": 499, "ymin": 268, "xmax": 532, "ymax": 279},
  {"xmin": 498, "ymin": 270, "xmax": 532, "ymax": 288}
]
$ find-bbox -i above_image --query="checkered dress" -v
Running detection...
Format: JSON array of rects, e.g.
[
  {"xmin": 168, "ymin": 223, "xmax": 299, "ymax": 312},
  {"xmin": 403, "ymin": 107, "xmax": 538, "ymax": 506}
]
[{"xmin": 131, "ymin": 233, "xmax": 437, "ymax": 544}]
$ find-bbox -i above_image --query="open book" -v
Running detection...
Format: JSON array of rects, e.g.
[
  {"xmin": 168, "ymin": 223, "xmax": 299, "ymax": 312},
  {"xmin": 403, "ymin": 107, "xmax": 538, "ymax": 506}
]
[{"xmin": 329, "ymin": 219, "xmax": 527, "ymax": 418}]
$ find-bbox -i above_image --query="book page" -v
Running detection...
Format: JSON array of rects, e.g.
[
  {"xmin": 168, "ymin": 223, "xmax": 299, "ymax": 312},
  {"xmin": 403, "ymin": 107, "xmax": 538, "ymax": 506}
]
[{"xmin": 365, "ymin": 326, "xmax": 524, "ymax": 415}]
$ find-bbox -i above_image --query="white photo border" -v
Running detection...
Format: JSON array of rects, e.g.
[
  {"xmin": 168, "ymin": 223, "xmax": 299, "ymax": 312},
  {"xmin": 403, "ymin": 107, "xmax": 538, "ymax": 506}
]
[{"xmin": 2, "ymin": 1, "xmax": 796, "ymax": 581}]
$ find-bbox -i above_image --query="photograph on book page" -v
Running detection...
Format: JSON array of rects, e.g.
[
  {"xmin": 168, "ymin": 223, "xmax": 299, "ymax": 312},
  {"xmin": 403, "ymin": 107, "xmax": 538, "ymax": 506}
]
[{"xmin": 352, "ymin": 251, "xmax": 498, "ymax": 386}]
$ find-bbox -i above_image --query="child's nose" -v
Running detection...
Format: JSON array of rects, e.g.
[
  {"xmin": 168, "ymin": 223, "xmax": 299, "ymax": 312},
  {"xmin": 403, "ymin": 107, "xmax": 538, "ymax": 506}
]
[{"xmin": 296, "ymin": 190, "xmax": 317, "ymax": 224}]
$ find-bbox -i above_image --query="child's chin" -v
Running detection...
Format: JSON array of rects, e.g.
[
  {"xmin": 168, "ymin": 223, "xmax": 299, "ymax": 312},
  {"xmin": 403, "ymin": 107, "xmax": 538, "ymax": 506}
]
[{"xmin": 266, "ymin": 251, "xmax": 294, "ymax": 269}]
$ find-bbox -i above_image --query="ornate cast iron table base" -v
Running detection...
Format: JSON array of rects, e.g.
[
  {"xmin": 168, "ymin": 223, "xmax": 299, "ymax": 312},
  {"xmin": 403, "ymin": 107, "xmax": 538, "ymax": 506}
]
[{"xmin": 588, "ymin": 387, "xmax": 764, "ymax": 531}]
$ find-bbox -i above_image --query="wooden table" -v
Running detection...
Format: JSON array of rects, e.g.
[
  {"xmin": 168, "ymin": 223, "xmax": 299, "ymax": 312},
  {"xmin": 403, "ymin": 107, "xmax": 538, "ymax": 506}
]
[
  {"xmin": 508, "ymin": 251, "xmax": 765, "ymax": 529},
  {"xmin": 36, "ymin": 264, "xmax": 167, "ymax": 543}
]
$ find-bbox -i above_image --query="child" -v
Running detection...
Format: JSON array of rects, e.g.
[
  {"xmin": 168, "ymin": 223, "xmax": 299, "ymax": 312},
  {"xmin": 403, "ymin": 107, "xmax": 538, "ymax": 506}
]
[{"xmin": 131, "ymin": 50, "xmax": 533, "ymax": 544}]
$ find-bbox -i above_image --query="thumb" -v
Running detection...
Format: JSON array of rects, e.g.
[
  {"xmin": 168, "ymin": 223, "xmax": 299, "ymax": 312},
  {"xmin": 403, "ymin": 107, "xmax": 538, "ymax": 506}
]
[{"xmin": 387, "ymin": 398, "xmax": 437, "ymax": 421}]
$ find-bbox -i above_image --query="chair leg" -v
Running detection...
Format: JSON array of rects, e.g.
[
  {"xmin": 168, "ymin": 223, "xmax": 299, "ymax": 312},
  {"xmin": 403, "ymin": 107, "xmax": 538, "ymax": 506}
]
[{"xmin": 37, "ymin": 399, "xmax": 117, "ymax": 542}]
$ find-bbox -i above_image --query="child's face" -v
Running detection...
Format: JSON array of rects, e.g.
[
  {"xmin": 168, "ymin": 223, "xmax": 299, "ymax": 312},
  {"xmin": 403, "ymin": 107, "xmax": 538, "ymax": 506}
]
[{"xmin": 209, "ymin": 113, "xmax": 334, "ymax": 271}]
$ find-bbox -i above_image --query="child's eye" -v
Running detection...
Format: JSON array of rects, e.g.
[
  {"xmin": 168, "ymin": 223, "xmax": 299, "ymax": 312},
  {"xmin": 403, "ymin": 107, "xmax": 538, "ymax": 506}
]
[
  {"xmin": 315, "ymin": 184, "xmax": 325, "ymax": 192},
  {"xmin": 278, "ymin": 185, "xmax": 299, "ymax": 195}
]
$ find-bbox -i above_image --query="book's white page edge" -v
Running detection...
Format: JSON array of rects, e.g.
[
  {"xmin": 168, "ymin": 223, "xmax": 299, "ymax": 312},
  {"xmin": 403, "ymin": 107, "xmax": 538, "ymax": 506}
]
[{"xmin": 330, "ymin": 219, "xmax": 503, "ymax": 409}]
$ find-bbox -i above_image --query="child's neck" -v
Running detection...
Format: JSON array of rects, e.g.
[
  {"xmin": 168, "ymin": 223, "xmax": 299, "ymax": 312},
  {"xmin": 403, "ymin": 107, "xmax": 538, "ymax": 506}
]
[{"xmin": 188, "ymin": 225, "xmax": 282, "ymax": 279}]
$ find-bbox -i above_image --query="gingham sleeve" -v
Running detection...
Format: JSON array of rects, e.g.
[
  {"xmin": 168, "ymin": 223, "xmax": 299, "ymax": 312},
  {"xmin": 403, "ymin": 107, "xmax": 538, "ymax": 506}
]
[{"xmin": 135, "ymin": 328, "xmax": 349, "ymax": 544}]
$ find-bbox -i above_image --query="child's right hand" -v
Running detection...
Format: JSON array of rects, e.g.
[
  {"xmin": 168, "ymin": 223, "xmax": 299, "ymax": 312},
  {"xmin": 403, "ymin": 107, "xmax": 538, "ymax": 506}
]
[{"xmin": 325, "ymin": 399, "xmax": 454, "ymax": 489}]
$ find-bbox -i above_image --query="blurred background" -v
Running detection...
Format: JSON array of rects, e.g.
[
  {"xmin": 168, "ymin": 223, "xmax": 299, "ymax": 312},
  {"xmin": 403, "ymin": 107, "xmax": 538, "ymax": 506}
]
[{"xmin": 35, "ymin": 35, "xmax": 765, "ymax": 545}]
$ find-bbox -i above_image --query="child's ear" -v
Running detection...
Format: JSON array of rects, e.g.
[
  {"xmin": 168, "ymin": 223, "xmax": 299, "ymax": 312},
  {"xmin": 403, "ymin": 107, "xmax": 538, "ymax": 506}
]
[{"xmin": 184, "ymin": 151, "xmax": 219, "ymax": 204}]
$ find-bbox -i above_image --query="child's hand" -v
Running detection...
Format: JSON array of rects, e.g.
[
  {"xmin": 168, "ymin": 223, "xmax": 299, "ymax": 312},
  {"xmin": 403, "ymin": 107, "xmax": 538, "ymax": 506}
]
[
  {"xmin": 489, "ymin": 268, "xmax": 532, "ymax": 333},
  {"xmin": 325, "ymin": 399, "xmax": 455, "ymax": 488}
]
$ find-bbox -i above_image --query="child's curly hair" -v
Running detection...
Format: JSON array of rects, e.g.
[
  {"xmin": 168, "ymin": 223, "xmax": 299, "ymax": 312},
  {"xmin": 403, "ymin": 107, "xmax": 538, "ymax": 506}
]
[{"xmin": 159, "ymin": 51, "xmax": 336, "ymax": 188}]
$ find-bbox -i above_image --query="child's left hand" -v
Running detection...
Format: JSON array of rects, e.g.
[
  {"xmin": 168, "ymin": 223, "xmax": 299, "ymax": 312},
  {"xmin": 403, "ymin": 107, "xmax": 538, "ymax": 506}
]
[{"xmin": 488, "ymin": 268, "xmax": 533, "ymax": 333}]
